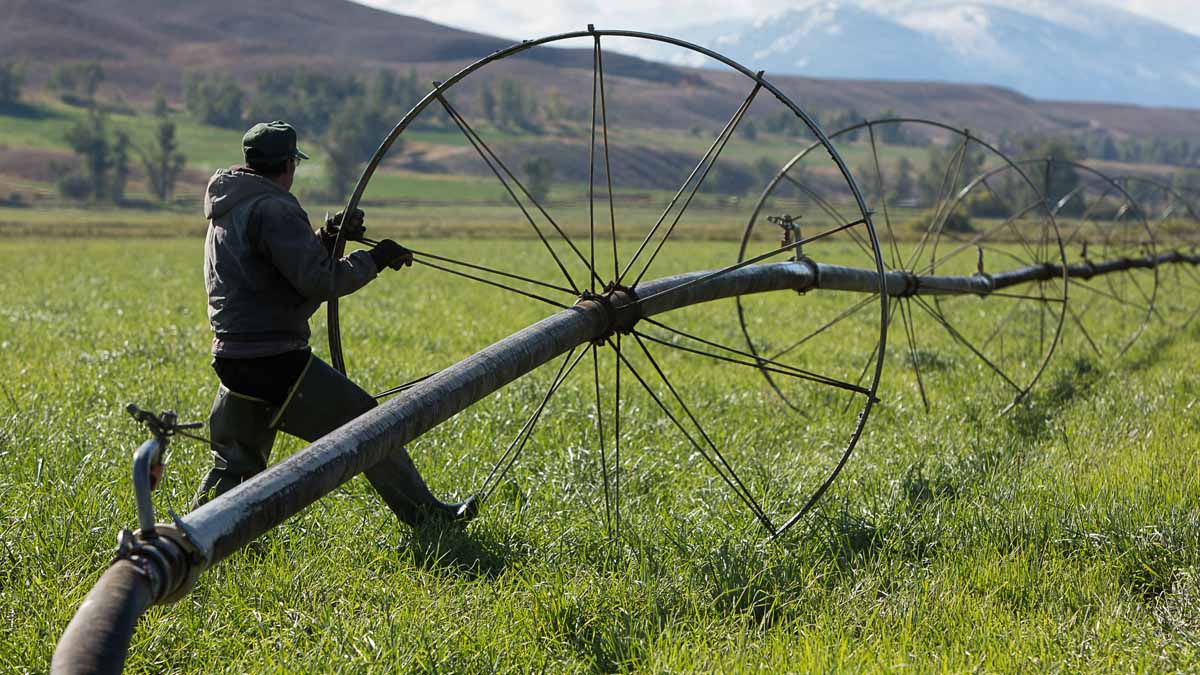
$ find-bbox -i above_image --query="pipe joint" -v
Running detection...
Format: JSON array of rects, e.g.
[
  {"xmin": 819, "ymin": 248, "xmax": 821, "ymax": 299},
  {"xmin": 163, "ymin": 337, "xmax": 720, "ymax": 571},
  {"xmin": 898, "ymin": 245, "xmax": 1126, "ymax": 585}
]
[
  {"xmin": 896, "ymin": 270, "xmax": 920, "ymax": 297},
  {"xmin": 576, "ymin": 284, "xmax": 641, "ymax": 344},
  {"xmin": 794, "ymin": 256, "xmax": 820, "ymax": 295},
  {"xmin": 115, "ymin": 525, "xmax": 201, "ymax": 606}
]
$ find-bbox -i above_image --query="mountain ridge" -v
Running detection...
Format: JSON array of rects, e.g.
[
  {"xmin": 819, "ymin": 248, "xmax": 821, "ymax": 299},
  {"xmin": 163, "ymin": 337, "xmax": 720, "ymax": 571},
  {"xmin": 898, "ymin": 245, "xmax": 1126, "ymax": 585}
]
[
  {"xmin": 658, "ymin": 0, "xmax": 1200, "ymax": 109},
  {"xmin": 0, "ymin": 0, "xmax": 1197, "ymax": 142}
]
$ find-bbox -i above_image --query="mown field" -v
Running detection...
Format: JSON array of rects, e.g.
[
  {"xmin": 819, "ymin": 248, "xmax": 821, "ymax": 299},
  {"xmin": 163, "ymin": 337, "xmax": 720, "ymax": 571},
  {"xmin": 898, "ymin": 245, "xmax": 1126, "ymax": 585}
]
[{"xmin": 2, "ymin": 230, "xmax": 1199, "ymax": 673}]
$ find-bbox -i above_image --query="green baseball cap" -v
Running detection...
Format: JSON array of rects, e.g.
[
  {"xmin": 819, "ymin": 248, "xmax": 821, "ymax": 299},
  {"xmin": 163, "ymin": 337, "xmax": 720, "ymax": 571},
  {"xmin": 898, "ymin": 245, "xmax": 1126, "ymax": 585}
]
[{"xmin": 242, "ymin": 120, "xmax": 310, "ymax": 164}]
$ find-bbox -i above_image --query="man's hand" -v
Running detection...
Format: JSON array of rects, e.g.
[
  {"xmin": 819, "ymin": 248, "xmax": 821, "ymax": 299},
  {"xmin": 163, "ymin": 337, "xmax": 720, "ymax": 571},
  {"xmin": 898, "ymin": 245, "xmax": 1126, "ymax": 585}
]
[
  {"xmin": 323, "ymin": 208, "xmax": 367, "ymax": 243},
  {"xmin": 369, "ymin": 239, "xmax": 414, "ymax": 271}
]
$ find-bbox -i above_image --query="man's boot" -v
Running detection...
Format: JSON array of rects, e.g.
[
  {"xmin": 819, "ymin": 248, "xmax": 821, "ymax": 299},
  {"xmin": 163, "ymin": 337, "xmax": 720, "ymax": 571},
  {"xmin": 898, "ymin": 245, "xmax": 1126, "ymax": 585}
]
[{"xmin": 272, "ymin": 355, "xmax": 477, "ymax": 527}]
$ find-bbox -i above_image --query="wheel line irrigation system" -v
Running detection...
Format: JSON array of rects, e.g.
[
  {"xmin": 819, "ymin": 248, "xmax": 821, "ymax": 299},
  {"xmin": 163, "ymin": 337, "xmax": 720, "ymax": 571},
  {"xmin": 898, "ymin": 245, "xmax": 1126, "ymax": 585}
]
[{"xmin": 50, "ymin": 28, "xmax": 1200, "ymax": 675}]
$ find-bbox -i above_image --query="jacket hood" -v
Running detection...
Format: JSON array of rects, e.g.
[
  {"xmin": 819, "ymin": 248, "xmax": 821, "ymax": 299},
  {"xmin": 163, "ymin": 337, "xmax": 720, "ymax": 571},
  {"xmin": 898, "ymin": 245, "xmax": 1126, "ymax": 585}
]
[{"xmin": 204, "ymin": 167, "xmax": 293, "ymax": 219}]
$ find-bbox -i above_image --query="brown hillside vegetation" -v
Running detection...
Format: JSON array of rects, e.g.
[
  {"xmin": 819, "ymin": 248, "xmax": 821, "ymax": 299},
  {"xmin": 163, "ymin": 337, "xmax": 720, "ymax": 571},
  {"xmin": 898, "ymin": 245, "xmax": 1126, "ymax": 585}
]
[{"xmin": 1, "ymin": 0, "xmax": 1197, "ymax": 140}]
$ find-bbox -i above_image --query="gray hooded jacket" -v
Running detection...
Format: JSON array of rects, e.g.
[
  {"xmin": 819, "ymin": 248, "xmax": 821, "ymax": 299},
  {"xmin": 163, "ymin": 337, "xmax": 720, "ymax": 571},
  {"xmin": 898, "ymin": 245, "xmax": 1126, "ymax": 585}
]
[{"xmin": 204, "ymin": 168, "xmax": 377, "ymax": 357}]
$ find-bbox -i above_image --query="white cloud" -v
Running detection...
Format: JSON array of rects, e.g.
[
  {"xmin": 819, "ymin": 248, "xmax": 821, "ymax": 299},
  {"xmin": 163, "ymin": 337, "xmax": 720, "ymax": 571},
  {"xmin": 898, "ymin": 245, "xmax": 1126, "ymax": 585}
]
[
  {"xmin": 353, "ymin": 0, "xmax": 787, "ymax": 39},
  {"xmin": 354, "ymin": 0, "xmax": 1200, "ymax": 38}
]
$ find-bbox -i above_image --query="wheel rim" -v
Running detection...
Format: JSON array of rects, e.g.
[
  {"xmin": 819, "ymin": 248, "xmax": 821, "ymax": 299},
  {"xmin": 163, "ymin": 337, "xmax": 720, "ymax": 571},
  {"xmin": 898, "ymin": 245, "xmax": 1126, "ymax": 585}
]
[
  {"xmin": 1017, "ymin": 159, "xmax": 1158, "ymax": 360},
  {"xmin": 324, "ymin": 28, "xmax": 887, "ymax": 538},
  {"xmin": 740, "ymin": 118, "xmax": 1067, "ymax": 413}
]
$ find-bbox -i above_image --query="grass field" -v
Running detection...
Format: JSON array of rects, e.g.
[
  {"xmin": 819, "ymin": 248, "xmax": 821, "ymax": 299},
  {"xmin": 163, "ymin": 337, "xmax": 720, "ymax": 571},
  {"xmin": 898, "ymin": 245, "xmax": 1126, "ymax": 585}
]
[{"xmin": 2, "ymin": 232, "xmax": 1199, "ymax": 673}]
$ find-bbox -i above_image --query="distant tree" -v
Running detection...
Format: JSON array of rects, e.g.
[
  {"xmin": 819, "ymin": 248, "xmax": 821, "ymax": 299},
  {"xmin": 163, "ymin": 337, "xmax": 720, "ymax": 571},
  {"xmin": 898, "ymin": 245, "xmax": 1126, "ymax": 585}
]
[
  {"xmin": 765, "ymin": 110, "xmax": 799, "ymax": 136},
  {"xmin": 522, "ymin": 156, "xmax": 554, "ymax": 202},
  {"xmin": 63, "ymin": 109, "xmax": 112, "ymax": 202},
  {"xmin": 874, "ymin": 112, "xmax": 918, "ymax": 146},
  {"xmin": 480, "ymin": 82, "xmax": 496, "ymax": 123},
  {"xmin": 50, "ymin": 62, "xmax": 105, "ymax": 105},
  {"xmin": 372, "ymin": 68, "xmax": 397, "ymax": 104},
  {"xmin": 108, "ymin": 130, "xmax": 131, "ymax": 204},
  {"xmin": 892, "ymin": 157, "xmax": 915, "ymax": 203},
  {"xmin": 185, "ymin": 73, "xmax": 244, "ymax": 129},
  {"xmin": 824, "ymin": 108, "xmax": 862, "ymax": 141},
  {"xmin": 140, "ymin": 111, "xmax": 187, "ymax": 203},
  {"xmin": 0, "ymin": 62, "xmax": 24, "ymax": 106},
  {"xmin": 497, "ymin": 79, "xmax": 539, "ymax": 132},
  {"xmin": 754, "ymin": 157, "xmax": 777, "ymax": 188},
  {"xmin": 1027, "ymin": 140, "xmax": 1082, "ymax": 215},
  {"xmin": 56, "ymin": 171, "xmax": 93, "ymax": 202},
  {"xmin": 322, "ymin": 101, "xmax": 394, "ymax": 200},
  {"xmin": 917, "ymin": 142, "xmax": 985, "ymax": 206},
  {"xmin": 249, "ymin": 68, "xmax": 363, "ymax": 135},
  {"xmin": 542, "ymin": 87, "xmax": 564, "ymax": 126},
  {"xmin": 152, "ymin": 90, "xmax": 169, "ymax": 118},
  {"xmin": 740, "ymin": 120, "xmax": 758, "ymax": 141}
]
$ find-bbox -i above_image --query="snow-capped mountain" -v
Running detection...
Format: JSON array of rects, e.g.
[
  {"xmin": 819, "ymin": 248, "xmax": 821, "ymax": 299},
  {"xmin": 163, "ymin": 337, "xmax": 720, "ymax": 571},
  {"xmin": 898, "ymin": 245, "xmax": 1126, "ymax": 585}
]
[{"xmin": 629, "ymin": 0, "xmax": 1200, "ymax": 109}]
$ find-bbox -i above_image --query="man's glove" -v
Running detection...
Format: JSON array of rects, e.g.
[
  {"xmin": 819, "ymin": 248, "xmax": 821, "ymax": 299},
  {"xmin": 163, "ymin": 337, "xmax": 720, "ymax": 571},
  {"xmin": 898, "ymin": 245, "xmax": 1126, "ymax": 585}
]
[
  {"xmin": 369, "ymin": 239, "xmax": 414, "ymax": 271},
  {"xmin": 322, "ymin": 208, "xmax": 367, "ymax": 243}
]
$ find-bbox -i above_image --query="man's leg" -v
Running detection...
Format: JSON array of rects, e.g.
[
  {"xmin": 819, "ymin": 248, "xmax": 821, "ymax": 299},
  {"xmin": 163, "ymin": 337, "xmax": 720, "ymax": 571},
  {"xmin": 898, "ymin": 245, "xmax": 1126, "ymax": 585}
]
[
  {"xmin": 191, "ymin": 386, "xmax": 278, "ymax": 508},
  {"xmin": 271, "ymin": 354, "xmax": 477, "ymax": 527}
]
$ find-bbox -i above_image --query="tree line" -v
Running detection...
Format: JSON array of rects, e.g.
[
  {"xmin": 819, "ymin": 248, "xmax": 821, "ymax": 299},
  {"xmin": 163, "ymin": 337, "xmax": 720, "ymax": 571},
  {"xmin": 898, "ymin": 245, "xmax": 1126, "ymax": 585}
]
[{"xmin": 0, "ymin": 58, "xmax": 1197, "ymax": 210}]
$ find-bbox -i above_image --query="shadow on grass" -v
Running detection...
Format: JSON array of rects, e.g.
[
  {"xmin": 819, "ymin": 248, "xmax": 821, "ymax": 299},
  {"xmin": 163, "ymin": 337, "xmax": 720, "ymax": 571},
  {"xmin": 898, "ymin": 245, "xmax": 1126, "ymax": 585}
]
[
  {"xmin": 1008, "ymin": 356, "xmax": 1100, "ymax": 440},
  {"xmin": 1122, "ymin": 332, "xmax": 1177, "ymax": 374},
  {"xmin": 402, "ymin": 522, "xmax": 527, "ymax": 580}
]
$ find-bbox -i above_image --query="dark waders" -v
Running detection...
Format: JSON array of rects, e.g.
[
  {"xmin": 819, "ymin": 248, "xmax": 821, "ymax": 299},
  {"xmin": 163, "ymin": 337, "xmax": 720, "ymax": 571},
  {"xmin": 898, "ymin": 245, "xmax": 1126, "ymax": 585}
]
[{"xmin": 193, "ymin": 352, "xmax": 476, "ymax": 526}]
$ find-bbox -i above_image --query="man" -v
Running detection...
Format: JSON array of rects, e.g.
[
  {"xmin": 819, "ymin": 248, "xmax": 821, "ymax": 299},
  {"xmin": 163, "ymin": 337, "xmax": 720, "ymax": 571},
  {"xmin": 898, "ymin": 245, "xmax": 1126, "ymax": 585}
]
[{"xmin": 193, "ymin": 120, "xmax": 476, "ymax": 527}]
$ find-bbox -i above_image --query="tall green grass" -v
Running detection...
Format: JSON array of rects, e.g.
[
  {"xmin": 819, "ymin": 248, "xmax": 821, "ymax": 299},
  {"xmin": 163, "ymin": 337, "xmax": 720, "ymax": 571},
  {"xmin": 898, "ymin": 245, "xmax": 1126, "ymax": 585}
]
[{"xmin": 0, "ymin": 237, "xmax": 1197, "ymax": 673}]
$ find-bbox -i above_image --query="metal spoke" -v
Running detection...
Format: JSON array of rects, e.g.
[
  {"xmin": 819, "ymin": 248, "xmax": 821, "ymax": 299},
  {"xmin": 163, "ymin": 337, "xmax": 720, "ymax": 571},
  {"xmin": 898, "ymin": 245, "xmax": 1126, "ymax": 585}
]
[
  {"xmin": 898, "ymin": 298, "xmax": 930, "ymax": 412},
  {"xmin": 1068, "ymin": 278, "xmax": 1152, "ymax": 312},
  {"xmin": 1017, "ymin": 286, "xmax": 1065, "ymax": 305},
  {"xmin": 372, "ymin": 371, "xmax": 439, "ymax": 399},
  {"xmin": 781, "ymin": 173, "xmax": 877, "ymax": 263},
  {"xmin": 623, "ymin": 334, "xmax": 776, "ymax": 533},
  {"xmin": 595, "ymin": 35, "xmax": 620, "ymax": 282},
  {"xmin": 840, "ymin": 298, "xmax": 896, "ymax": 414},
  {"xmin": 866, "ymin": 121, "xmax": 904, "ymax": 270},
  {"xmin": 587, "ymin": 38, "xmax": 599, "ymax": 292},
  {"xmin": 633, "ymin": 217, "xmax": 869, "ymax": 311},
  {"xmin": 621, "ymin": 80, "xmax": 763, "ymax": 286},
  {"xmin": 644, "ymin": 316, "xmax": 866, "ymax": 387},
  {"xmin": 935, "ymin": 236, "xmax": 1038, "ymax": 272},
  {"xmin": 613, "ymin": 333, "xmax": 622, "ymax": 535},
  {"xmin": 911, "ymin": 295, "xmax": 1023, "ymax": 394},
  {"xmin": 920, "ymin": 200, "xmax": 1046, "ymax": 276},
  {"xmin": 477, "ymin": 347, "xmax": 587, "ymax": 503},
  {"xmin": 978, "ymin": 175, "xmax": 1040, "ymax": 263},
  {"xmin": 977, "ymin": 297, "xmax": 1027, "ymax": 353},
  {"xmin": 635, "ymin": 327, "xmax": 871, "ymax": 396},
  {"xmin": 412, "ymin": 259, "xmax": 569, "ymax": 310},
  {"xmin": 1066, "ymin": 303, "xmax": 1105, "ymax": 358},
  {"xmin": 1121, "ymin": 264, "xmax": 1157, "ymax": 309},
  {"xmin": 435, "ymin": 94, "xmax": 600, "ymax": 291},
  {"xmin": 393, "ymin": 246, "xmax": 578, "ymax": 295},
  {"xmin": 906, "ymin": 134, "xmax": 970, "ymax": 271},
  {"xmin": 591, "ymin": 345, "xmax": 613, "ymax": 533},
  {"xmin": 768, "ymin": 293, "xmax": 879, "ymax": 362}
]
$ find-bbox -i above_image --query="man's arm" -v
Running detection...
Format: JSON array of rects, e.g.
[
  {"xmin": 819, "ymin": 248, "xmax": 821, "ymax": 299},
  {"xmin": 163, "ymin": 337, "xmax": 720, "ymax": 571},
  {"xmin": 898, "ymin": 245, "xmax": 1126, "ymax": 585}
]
[{"xmin": 255, "ymin": 199, "xmax": 378, "ymax": 302}]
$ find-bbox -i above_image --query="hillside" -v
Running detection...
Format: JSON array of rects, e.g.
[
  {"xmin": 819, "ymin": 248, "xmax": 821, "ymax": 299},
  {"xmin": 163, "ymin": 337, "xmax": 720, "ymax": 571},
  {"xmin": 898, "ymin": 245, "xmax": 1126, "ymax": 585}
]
[{"xmin": 1, "ymin": 0, "xmax": 1198, "ymax": 141}]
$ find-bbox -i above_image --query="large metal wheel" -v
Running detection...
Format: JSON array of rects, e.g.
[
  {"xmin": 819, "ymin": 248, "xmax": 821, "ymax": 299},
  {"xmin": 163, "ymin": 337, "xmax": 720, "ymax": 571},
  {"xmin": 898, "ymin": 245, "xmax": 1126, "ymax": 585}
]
[
  {"xmin": 325, "ymin": 29, "xmax": 887, "ymax": 538},
  {"xmin": 1112, "ymin": 174, "xmax": 1200, "ymax": 328},
  {"xmin": 740, "ymin": 118, "xmax": 1067, "ymax": 413},
  {"xmin": 1018, "ymin": 159, "xmax": 1158, "ymax": 359}
]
